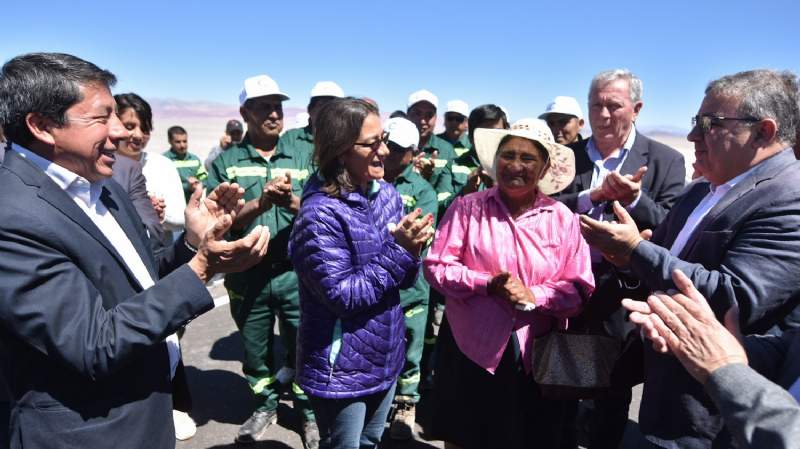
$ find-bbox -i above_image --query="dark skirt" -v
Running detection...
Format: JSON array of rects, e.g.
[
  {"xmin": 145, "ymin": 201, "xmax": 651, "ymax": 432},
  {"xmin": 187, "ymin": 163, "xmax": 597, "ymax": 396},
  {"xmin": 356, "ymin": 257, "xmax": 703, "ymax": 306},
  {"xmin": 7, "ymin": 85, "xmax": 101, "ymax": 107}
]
[{"xmin": 431, "ymin": 316, "xmax": 566, "ymax": 449}]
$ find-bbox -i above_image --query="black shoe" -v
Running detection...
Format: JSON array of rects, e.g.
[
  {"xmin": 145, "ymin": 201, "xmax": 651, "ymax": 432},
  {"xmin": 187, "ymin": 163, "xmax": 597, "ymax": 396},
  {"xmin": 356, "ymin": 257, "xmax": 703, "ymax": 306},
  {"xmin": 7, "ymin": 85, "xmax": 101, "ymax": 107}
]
[
  {"xmin": 301, "ymin": 419, "xmax": 320, "ymax": 449},
  {"xmin": 235, "ymin": 409, "xmax": 277, "ymax": 444}
]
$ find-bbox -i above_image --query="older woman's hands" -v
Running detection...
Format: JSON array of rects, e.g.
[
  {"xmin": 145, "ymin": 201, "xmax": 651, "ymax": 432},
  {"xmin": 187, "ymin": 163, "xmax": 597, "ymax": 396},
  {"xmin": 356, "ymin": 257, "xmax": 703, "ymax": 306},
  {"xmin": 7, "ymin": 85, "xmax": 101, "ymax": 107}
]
[
  {"xmin": 488, "ymin": 271, "xmax": 536, "ymax": 309},
  {"xmin": 391, "ymin": 208, "xmax": 434, "ymax": 257}
]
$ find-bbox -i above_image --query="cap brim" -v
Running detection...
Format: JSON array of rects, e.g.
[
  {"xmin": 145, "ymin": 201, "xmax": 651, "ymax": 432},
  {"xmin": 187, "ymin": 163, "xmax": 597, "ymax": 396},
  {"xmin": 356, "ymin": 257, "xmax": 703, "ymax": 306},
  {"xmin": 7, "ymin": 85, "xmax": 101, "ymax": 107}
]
[{"xmin": 474, "ymin": 128, "xmax": 575, "ymax": 195}]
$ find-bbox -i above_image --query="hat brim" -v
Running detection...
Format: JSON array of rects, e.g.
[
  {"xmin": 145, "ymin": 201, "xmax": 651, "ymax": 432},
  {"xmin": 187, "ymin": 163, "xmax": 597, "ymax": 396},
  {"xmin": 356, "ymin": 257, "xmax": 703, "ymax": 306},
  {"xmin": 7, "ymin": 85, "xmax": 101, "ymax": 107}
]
[{"xmin": 474, "ymin": 128, "xmax": 575, "ymax": 195}]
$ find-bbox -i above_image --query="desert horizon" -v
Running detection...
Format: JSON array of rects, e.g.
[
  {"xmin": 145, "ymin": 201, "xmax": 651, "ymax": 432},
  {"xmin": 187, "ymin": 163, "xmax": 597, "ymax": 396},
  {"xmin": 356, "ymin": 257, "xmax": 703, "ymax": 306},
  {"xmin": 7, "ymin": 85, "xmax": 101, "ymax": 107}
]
[{"xmin": 143, "ymin": 98, "xmax": 696, "ymax": 182}]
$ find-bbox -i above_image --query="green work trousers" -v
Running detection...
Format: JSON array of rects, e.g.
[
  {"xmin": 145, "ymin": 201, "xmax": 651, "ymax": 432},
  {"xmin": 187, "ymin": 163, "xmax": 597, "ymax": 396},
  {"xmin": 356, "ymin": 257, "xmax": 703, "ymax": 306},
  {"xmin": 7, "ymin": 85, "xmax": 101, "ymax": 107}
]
[
  {"xmin": 396, "ymin": 302, "xmax": 429, "ymax": 403},
  {"xmin": 228, "ymin": 268, "xmax": 314, "ymax": 421}
]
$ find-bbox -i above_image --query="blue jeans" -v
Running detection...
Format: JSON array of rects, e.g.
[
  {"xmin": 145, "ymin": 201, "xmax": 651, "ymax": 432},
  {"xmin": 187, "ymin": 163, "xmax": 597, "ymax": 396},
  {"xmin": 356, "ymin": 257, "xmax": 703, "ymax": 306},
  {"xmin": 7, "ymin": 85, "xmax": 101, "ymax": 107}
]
[{"xmin": 309, "ymin": 382, "xmax": 396, "ymax": 449}]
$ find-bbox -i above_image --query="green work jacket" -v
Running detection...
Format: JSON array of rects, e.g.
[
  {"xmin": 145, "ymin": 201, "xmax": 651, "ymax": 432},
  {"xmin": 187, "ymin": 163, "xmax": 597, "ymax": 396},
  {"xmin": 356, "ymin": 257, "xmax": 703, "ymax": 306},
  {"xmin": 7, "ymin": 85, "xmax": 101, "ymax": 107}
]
[
  {"xmin": 391, "ymin": 164, "xmax": 438, "ymax": 307},
  {"xmin": 163, "ymin": 150, "xmax": 207, "ymax": 202}
]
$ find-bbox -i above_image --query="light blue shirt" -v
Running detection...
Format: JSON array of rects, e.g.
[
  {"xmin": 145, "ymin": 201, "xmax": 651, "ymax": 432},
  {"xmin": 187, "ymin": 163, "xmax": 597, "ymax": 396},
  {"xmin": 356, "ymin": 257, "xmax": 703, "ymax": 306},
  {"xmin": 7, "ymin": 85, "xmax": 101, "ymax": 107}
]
[{"xmin": 576, "ymin": 127, "xmax": 640, "ymax": 217}]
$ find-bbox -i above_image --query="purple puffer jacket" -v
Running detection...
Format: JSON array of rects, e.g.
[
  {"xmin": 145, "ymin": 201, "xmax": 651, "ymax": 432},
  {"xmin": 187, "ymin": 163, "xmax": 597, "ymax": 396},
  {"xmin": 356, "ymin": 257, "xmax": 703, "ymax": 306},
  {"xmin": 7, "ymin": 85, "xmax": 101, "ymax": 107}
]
[{"xmin": 289, "ymin": 176, "xmax": 420, "ymax": 399}]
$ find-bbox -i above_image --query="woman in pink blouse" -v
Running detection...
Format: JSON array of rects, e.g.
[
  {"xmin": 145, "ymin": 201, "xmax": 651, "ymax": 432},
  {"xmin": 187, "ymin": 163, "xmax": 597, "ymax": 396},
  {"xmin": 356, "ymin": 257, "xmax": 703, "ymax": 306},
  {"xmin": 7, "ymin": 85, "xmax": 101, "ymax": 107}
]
[{"xmin": 424, "ymin": 118, "xmax": 595, "ymax": 449}]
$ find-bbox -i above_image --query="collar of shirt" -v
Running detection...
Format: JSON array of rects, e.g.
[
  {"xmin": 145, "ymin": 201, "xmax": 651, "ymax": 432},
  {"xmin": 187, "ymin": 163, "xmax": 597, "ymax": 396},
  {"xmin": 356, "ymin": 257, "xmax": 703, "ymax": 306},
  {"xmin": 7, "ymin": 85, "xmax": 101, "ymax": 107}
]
[
  {"xmin": 238, "ymin": 136, "xmax": 292, "ymax": 162},
  {"xmin": 708, "ymin": 163, "xmax": 758, "ymax": 195},
  {"xmin": 12, "ymin": 143, "xmax": 104, "ymax": 208},
  {"xmin": 586, "ymin": 126, "xmax": 637, "ymax": 170},
  {"xmin": 394, "ymin": 163, "xmax": 416, "ymax": 185}
]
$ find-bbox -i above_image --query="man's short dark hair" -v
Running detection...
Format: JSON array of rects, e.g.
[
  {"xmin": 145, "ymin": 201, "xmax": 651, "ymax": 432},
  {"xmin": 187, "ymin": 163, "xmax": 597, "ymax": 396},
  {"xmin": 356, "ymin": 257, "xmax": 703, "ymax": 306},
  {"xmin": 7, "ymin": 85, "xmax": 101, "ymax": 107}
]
[
  {"xmin": 114, "ymin": 93, "xmax": 153, "ymax": 135},
  {"xmin": 0, "ymin": 52, "xmax": 117, "ymax": 146},
  {"xmin": 167, "ymin": 125, "xmax": 187, "ymax": 140}
]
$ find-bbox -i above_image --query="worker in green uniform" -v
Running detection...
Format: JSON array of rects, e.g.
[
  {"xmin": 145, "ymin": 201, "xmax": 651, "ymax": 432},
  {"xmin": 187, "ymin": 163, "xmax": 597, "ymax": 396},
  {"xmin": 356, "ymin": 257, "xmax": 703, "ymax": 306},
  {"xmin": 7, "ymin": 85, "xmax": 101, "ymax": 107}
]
[
  {"xmin": 448, "ymin": 103, "xmax": 510, "ymax": 199},
  {"xmin": 436, "ymin": 99, "xmax": 472, "ymax": 152},
  {"xmin": 206, "ymin": 74, "xmax": 318, "ymax": 449},
  {"xmin": 278, "ymin": 81, "xmax": 343, "ymax": 158},
  {"xmin": 406, "ymin": 89, "xmax": 457, "ymax": 208},
  {"xmin": 163, "ymin": 125, "xmax": 207, "ymax": 203},
  {"xmin": 381, "ymin": 117, "xmax": 438, "ymax": 441}
]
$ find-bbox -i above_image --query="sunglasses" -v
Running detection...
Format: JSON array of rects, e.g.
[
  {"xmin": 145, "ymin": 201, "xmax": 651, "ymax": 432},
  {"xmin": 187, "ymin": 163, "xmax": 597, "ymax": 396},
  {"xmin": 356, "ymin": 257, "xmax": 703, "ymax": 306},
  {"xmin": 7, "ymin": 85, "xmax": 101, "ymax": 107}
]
[
  {"xmin": 354, "ymin": 131, "xmax": 390, "ymax": 152},
  {"xmin": 445, "ymin": 114, "xmax": 466, "ymax": 122},
  {"xmin": 691, "ymin": 114, "xmax": 760, "ymax": 134}
]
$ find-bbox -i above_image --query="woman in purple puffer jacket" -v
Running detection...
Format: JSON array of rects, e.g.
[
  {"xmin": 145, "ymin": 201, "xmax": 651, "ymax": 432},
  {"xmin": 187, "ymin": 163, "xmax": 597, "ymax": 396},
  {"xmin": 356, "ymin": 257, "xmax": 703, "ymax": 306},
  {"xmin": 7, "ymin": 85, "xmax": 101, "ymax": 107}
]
[{"xmin": 289, "ymin": 98, "xmax": 434, "ymax": 449}]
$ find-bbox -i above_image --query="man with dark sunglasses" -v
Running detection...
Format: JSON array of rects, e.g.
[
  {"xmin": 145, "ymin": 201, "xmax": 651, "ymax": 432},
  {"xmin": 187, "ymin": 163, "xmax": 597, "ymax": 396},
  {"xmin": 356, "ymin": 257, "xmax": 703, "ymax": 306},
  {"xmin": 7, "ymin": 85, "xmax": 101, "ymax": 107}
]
[{"xmin": 579, "ymin": 69, "xmax": 800, "ymax": 449}]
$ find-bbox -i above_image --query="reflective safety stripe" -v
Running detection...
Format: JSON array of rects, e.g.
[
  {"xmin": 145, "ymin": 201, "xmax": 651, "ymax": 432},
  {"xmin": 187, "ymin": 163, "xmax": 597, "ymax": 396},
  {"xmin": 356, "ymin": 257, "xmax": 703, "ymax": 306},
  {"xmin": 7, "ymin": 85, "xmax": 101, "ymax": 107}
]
[
  {"xmin": 452, "ymin": 164, "xmax": 473, "ymax": 175},
  {"xmin": 424, "ymin": 337, "xmax": 437, "ymax": 344},
  {"xmin": 271, "ymin": 168, "xmax": 310, "ymax": 181},
  {"xmin": 251, "ymin": 376, "xmax": 277, "ymax": 394},
  {"xmin": 437, "ymin": 192, "xmax": 452, "ymax": 202},
  {"xmin": 405, "ymin": 306, "xmax": 426, "ymax": 319},
  {"xmin": 433, "ymin": 159, "xmax": 448, "ymax": 169},
  {"xmin": 398, "ymin": 373, "xmax": 421, "ymax": 385},
  {"xmin": 400, "ymin": 194, "xmax": 416, "ymax": 209},
  {"xmin": 196, "ymin": 165, "xmax": 208, "ymax": 179},
  {"xmin": 292, "ymin": 383, "xmax": 305, "ymax": 395},
  {"xmin": 454, "ymin": 147, "xmax": 470, "ymax": 157},
  {"xmin": 172, "ymin": 159, "xmax": 200, "ymax": 168},
  {"xmin": 226, "ymin": 166, "xmax": 268, "ymax": 179}
]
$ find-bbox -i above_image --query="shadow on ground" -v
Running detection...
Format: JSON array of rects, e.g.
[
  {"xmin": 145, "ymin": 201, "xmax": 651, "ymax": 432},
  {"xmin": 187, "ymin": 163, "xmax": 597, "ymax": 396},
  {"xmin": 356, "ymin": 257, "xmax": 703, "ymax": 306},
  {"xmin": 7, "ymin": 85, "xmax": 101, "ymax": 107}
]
[{"xmin": 209, "ymin": 331, "xmax": 245, "ymax": 362}]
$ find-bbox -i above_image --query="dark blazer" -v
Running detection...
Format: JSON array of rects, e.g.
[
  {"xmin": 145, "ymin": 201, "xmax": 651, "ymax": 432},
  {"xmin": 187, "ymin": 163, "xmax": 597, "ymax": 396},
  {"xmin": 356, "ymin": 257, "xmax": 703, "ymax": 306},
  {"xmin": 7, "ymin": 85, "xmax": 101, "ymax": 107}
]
[
  {"xmin": 630, "ymin": 149, "xmax": 800, "ymax": 448},
  {"xmin": 111, "ymin": 154, "xmax": 167, "ymax": 256},
  {"xmin": 0, "ymin": 151, "xmax": 214, "ymax": 449},
  {"xmin": 555, "ymin": 133, "xmax": 686, "ymax": 339}
]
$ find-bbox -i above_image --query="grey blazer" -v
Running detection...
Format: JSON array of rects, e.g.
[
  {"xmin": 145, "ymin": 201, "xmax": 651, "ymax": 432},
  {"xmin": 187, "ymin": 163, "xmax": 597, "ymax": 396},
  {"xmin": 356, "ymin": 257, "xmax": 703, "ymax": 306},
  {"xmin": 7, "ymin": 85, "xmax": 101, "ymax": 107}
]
[
  {"xmin": 111, "ymin": 154, "xmax": 167, "ymax": 254},
  {"xmin": 630, "ymin": 148, "xmax": 800, "ymax": 448},
  {"xmin": 706, "ymin": 330, "xmax": 800, "ymax": 449}
]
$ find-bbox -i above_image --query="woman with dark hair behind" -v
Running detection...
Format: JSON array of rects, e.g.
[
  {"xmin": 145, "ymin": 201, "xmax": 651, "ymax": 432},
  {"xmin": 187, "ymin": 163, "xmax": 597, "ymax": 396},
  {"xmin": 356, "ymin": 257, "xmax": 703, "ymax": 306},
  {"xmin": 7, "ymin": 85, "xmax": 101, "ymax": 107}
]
[
  {"xmin": 114, "ymin": 93, "xmax": 186, "ymax": 239},
  {"xmin": 289, "ymin": 98, "xmax": 433, "ymax": 448}
]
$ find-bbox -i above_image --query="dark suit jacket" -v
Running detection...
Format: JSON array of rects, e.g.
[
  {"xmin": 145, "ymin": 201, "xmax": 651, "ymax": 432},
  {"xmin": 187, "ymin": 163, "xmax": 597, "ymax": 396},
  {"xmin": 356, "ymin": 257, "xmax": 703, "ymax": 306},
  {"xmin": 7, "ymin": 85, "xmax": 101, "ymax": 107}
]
[
  {"xmin": 555, "ymin": 133, "xmax": 686, "ymax": 339},
  {"xmin": 630, "ymin": 149, "xmax": 800, "ymax": 448},
  {"xmin": 111, "ymin": 154, "xmax": 167, "ymax": 256},
  {"xmin": 0, "ymin": 151, "xmax": 214, "ymax": 449}
]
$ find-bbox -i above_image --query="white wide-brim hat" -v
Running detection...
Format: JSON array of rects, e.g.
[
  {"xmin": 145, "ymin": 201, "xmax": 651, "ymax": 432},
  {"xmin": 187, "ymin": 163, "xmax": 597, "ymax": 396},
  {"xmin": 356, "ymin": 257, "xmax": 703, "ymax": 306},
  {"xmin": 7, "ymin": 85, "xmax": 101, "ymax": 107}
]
[{"xmin": 474, "ymin": 118, "xmax": 575, "ymax": 195}]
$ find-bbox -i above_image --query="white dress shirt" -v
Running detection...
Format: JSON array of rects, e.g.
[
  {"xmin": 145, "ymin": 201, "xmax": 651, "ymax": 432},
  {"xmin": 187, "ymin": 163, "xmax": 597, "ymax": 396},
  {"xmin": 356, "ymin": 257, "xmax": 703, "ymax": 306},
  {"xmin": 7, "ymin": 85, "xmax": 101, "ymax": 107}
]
[
  {"xmin": 141, "ymin": 151, "xmax": 186, "ymax": 232},
  {"xmin": 13, "ymin": 144, "xmax": 181, "ymax": 377},
  {"xmin": 669, "ymin": 166, "xmax": 757, "ymax": 256}
]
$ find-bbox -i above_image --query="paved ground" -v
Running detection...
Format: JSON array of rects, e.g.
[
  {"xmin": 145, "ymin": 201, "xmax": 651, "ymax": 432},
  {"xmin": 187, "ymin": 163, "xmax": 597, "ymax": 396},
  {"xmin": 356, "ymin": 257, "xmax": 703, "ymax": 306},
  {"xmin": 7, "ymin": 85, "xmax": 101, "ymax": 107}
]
[{"xmin": 177, "ymin": 284, "xmax": 647, "ymax": 448}]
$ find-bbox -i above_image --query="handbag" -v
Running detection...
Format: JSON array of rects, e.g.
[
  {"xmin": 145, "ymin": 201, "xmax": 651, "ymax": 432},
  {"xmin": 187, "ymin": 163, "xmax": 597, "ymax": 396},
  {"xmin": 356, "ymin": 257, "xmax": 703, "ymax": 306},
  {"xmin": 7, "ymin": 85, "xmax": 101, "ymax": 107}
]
[{"xmin": 531, "ymin": 329, "xmax": 621, "ymax": 400}]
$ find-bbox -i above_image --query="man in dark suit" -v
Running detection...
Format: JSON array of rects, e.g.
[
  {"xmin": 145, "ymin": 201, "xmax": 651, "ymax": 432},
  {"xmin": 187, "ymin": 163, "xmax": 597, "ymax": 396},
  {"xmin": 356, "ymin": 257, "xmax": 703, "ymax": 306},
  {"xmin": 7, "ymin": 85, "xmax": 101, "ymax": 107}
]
[
  {"xmin": 0, "ymin": 52, "xmax": 270, "ymax": 449},
  {"xmin": 554, "ymin": 69, "xmax": 686, "ymax": 449},
  {"xmin": 111, "ymin": 154, "xmax": 166, "ymax": 255},
  {"xmin": 581, "ymin": 69, "xmax": 800, "ymax": 449}
]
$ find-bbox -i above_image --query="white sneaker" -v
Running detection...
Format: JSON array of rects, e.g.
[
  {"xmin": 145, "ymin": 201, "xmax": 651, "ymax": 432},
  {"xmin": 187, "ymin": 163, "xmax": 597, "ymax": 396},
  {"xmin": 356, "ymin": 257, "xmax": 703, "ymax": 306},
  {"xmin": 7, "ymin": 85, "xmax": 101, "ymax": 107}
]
[{"xmin": 173, "ymin": 410, "xmax": 197, "ymax": 441}]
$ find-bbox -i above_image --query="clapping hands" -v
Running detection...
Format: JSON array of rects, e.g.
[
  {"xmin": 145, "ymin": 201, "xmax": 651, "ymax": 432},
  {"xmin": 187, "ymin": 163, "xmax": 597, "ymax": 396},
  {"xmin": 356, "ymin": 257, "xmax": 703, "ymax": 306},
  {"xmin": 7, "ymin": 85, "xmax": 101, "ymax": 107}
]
[{"xmin": 391, "ymin": 208, "xmax": 434, "ymax": 257}]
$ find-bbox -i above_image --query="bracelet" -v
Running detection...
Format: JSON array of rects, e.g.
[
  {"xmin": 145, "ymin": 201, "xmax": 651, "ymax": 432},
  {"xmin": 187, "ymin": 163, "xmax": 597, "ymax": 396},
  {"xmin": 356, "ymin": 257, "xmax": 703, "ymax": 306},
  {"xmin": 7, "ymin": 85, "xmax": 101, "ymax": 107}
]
[{"xmin": 184, "ymin": 237, "xmax": 199, "ymax": 253}]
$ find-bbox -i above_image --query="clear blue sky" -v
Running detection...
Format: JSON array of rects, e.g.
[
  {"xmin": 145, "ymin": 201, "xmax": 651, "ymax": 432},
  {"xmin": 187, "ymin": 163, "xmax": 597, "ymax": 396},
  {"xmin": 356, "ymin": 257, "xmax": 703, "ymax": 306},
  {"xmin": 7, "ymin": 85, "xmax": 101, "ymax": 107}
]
[{"xmin": 3, "ymin": 0, "xmax": 798, "ymax": 131}]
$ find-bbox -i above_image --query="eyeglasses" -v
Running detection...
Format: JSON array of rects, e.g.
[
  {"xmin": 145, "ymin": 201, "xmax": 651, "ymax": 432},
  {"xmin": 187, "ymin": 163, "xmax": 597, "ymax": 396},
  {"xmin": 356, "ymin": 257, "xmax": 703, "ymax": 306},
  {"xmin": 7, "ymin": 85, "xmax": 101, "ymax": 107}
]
[
  {"xmin": 354, "ymin": 131, "xmax": 390, "ymax": 151},
  {"xmin": 691, "ymin": 114, "xmax": 760, "ymax": 133}
]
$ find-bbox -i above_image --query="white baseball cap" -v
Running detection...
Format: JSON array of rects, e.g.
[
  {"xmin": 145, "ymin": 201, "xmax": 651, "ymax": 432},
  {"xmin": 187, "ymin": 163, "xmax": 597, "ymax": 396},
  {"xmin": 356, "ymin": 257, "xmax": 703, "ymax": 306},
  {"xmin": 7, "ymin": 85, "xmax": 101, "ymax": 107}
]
[
  {"xmin": 384, "ymin": 117, "xmax": 419, "ymax": 150},
  {"xmin": 407, "ymin": 89, "xmax": 439, "ymax": 109},
  {"xmin": 239, "ymin": 74, "xmax": 290, "ymax": 106},
  {"xmin": 538, "ymin": 96, "xmax": 583, "ymax": 121},
  {"xmin": 445, "ymin": 100, "xmax": 470, "ymax": 118},
  {"xmin": 310, "ymin": 81, "xmax": 344, "ymax": 99}
]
